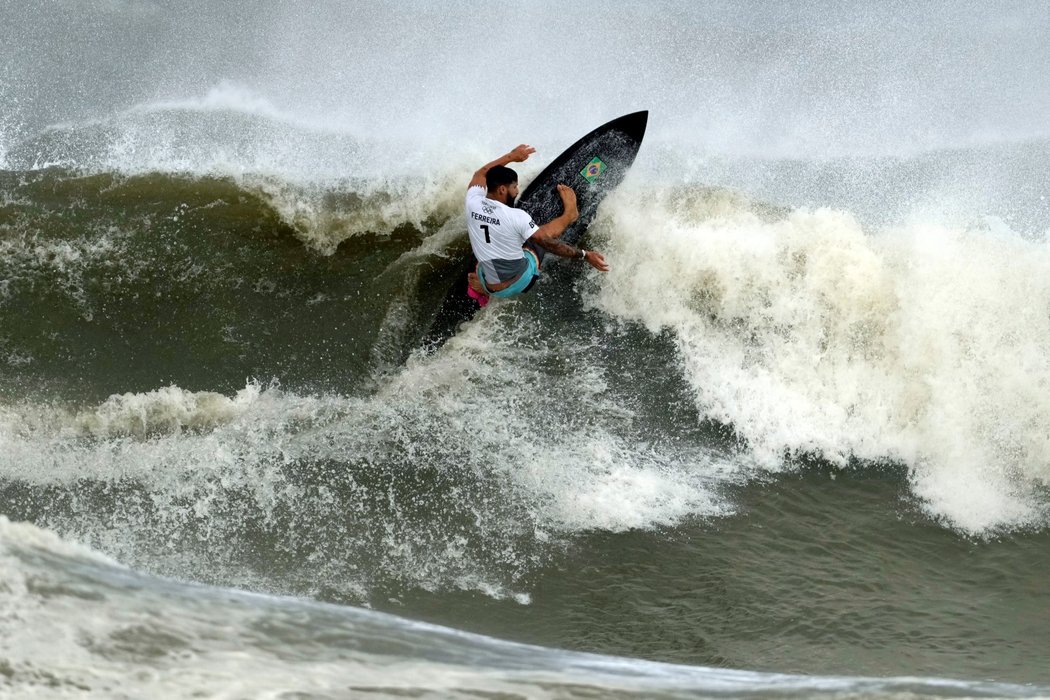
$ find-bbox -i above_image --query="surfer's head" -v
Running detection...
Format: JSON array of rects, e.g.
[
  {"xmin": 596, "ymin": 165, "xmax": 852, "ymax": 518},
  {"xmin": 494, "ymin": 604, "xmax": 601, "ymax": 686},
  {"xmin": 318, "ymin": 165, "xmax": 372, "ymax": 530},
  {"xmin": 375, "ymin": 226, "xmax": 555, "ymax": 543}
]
[{"xmin": 486, "ymin": 165, "xmax": 519, "ymax": 206}]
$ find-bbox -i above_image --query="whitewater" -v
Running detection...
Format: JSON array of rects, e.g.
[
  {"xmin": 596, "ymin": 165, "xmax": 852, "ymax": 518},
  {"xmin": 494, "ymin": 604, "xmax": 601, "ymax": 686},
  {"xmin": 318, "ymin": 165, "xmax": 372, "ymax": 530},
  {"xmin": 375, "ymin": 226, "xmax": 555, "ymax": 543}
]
[{"xmin": 3, "ymin": 1, "xmax": 1050, "ymax": 697}]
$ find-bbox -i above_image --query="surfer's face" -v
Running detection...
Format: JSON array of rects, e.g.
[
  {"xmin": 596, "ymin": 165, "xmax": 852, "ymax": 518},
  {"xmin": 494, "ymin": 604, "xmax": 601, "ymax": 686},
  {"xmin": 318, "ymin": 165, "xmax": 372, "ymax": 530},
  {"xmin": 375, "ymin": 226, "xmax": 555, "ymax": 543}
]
[{"xmin": 497, "ymin": 182, "xmax": 518, "ymax": 206}]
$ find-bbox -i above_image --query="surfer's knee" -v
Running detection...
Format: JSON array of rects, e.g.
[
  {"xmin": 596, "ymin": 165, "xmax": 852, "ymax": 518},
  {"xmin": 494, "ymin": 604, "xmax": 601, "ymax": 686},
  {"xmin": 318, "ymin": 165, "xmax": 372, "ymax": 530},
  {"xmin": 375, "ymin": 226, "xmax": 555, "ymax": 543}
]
[{"xmin": 467, "ymin": 272, "xmax": 489, "ymax": 296}]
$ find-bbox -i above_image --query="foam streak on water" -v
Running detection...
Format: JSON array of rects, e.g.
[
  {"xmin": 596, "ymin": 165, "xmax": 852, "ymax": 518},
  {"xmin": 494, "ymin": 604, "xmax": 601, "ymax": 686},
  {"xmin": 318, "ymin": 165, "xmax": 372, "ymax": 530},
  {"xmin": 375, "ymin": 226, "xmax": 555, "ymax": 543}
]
[{"xmin": 1, "ymin": 518, "xmax": 1045, "ymax": 700}]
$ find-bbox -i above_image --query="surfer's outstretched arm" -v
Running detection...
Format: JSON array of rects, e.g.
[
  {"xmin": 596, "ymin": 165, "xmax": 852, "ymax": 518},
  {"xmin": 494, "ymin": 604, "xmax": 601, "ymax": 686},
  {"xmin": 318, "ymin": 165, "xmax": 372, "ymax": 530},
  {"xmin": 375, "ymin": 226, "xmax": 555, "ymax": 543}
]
[
  {"xmin": 530, "ymin": 185, "xmax": 610, "ymax": 272},
  {"xmin": 468, "ymin": 144, "xmax": 535, "ymax": 189}
]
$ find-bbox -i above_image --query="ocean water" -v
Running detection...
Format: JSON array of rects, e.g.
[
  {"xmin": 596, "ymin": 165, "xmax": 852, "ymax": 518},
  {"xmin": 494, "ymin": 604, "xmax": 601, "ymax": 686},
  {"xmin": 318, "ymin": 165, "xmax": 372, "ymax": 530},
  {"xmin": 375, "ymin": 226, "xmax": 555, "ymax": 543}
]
[{"xmin": 3, "ymin": 2, "xmax": 1050, "ymax": 698}]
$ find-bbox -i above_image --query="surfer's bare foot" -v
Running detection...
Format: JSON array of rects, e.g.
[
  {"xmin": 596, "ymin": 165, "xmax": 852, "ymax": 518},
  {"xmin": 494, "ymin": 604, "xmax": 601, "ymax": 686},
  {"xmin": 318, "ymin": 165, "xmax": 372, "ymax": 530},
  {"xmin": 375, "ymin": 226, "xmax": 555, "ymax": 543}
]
[
  {"xmin": 556, "ymin": 184, "xmax": 579, "ymax": 222},
  {"xmin": 467, "ymin": 272, "xmax": 488, "ymax": 296}
]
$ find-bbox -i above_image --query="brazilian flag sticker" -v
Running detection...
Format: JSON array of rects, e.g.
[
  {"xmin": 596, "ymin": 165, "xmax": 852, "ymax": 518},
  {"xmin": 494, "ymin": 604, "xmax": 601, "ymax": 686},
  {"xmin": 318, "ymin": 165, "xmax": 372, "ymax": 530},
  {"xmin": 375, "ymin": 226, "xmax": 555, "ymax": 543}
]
[{"xmin": 580, "ymin": 156, "xmax": 607, "ymax": 183}]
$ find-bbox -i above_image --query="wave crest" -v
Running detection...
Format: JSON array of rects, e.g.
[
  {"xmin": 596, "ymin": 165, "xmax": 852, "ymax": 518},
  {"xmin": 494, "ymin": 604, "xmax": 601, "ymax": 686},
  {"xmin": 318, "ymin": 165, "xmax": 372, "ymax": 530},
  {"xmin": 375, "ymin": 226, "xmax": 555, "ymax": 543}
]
[{"xmin": 593, "ymin": 185, "xmax": 1050, "ymax": 534}]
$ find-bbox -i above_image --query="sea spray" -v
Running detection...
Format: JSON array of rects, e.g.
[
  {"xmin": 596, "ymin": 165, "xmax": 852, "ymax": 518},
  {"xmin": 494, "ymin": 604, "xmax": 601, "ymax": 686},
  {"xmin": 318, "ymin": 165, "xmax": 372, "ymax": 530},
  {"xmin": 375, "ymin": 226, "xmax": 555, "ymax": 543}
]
[
  {"xmin": 4, "ymin": 1, "xmax": 1050, "ymax": 689},
  {"xmin": 593, "ymin": 185, "xmax": 1050, "ymax": 533}
]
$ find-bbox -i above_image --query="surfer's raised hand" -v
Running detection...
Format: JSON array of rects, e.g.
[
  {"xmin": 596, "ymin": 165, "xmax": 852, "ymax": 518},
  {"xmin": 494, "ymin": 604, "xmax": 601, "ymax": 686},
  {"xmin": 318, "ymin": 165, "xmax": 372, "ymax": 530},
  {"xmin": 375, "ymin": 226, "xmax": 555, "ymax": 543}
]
[
  {"xmin": 508, "ymin": 144, "xmax": 535, "ymax": 162},
  {"xmin": 469, "ymin": 145, "xmax": 536, "ymax": 189},
  {"xmin": 556, "ymin": 184, "xmax": 578, "ymax": 223}
]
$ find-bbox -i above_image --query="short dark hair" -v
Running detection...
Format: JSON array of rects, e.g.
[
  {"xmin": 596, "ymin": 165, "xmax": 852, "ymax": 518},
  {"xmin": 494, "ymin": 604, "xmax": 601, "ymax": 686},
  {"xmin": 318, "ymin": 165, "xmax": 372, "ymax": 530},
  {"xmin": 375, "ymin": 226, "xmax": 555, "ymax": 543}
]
[{"xmin": 486, "ymin": 165, "xmax": 518, "ymax": 191}]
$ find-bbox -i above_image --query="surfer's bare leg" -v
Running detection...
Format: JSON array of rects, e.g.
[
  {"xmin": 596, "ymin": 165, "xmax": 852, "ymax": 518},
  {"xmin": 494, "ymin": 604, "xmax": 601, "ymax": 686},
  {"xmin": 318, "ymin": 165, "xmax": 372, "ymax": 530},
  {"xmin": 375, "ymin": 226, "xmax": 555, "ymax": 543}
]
[{"xmin": 467, "ymin": 272, "xmax": 488, "ymax": 296}]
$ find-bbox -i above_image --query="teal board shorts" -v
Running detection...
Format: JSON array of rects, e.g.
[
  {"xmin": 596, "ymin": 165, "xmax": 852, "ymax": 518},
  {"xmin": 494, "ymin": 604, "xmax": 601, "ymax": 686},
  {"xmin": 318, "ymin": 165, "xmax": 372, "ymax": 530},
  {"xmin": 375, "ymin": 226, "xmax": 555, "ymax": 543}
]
[{"xmin": 478, "ymin": 248, "xmax": 540, "ymax": 298}]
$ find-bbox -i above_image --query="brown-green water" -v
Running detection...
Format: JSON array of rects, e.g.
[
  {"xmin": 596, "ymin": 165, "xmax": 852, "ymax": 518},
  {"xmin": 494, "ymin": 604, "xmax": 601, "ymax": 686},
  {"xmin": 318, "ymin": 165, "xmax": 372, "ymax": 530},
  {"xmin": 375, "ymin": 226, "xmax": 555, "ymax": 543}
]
[{"xmin": 4, "ymin": 2, "xmax": 1050, "ymax": 696}]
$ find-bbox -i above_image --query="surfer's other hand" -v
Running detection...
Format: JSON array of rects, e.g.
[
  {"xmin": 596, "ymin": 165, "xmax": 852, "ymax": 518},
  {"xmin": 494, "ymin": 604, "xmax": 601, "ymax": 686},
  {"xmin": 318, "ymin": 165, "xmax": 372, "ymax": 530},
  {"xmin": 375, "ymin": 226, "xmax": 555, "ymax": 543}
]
[
  {"xmin": 556, "ymin": 184, "xmax": 578, "ymax": 222},
  {"xmin": 584, "ymin": 250, "xmax": 609, "ymax": 272},
  {"xmin": 509, "ymin": 144, "xmax": 535, "ymax": 162}
]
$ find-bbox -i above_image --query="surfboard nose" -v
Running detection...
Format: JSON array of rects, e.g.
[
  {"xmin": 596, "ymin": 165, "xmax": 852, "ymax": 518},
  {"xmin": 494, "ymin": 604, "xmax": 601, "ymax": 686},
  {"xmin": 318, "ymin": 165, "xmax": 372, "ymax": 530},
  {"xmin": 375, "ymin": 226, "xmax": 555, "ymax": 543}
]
[{"xmin": 609, "ymin": 110, "xmax": 649, "ymax": 142}]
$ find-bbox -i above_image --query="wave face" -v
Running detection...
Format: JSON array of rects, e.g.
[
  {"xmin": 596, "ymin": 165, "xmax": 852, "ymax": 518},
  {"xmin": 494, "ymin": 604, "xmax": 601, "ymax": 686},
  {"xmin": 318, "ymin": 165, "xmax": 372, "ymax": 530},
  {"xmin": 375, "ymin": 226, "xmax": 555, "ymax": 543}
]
[
  {"xmin": 4, "ymin": 1, "xmax": 1050, "ymax": 695},
  {"xmin": 5, "ymin": 518, "xmax": 1046, "ymax": 699}
]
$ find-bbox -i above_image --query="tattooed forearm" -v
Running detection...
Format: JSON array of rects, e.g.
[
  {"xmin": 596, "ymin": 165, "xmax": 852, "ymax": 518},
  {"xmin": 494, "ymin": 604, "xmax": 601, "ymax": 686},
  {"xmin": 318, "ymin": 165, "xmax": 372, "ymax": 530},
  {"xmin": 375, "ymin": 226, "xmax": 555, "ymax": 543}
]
[{"xmin": 535, "ymin": 237, "xmax": 579, "ymax": 259}]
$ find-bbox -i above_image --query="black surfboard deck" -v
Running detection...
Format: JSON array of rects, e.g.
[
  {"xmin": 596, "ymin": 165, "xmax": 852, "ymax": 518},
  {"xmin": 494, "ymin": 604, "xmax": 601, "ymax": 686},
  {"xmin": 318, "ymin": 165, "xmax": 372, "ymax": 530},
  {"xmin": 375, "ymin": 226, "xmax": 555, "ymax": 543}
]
[{"xmin": 423, "ymin": 110, "xmax": 648, "ymax": 349}]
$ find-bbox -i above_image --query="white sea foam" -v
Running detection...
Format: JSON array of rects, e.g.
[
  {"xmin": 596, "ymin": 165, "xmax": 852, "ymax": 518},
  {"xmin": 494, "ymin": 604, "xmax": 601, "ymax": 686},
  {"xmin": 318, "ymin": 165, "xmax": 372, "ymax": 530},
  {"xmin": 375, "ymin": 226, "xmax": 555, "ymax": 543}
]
[
  {"xmin": 0, "ymin": 224, "xmax": 135, "ymax": 318},
  {"xmin": 86, "ymin": 384, "xmax": 259, "ymax": 437},
  {"xmin": 242, "ymin": 170, "xmax": 466, "ymax": 254},
  {"xmin": 390, "ymin": 315, "xmax": 735, "ymax": 534},
  {"xmin": 3, "ymin": 517, "xmax": 1036, "ymax": 700},
  {"xmin": 591, "ymin": 185, "xmax": 1050, "ymax": 533},
  {"xmin": 0, "ymin": 330, "xmax": 734, "ymax": 600},
  {"xmin": 3, "ymin": 2, "xmax": 1050, "ymax": 691}
]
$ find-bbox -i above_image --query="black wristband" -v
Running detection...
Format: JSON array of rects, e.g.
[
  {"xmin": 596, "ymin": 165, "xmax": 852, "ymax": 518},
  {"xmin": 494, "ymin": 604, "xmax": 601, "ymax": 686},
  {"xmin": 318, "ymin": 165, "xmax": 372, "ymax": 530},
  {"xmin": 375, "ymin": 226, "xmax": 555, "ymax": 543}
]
[{"xmin": 578, "ymin": 248, "xmax": 587, "ymax": 260}]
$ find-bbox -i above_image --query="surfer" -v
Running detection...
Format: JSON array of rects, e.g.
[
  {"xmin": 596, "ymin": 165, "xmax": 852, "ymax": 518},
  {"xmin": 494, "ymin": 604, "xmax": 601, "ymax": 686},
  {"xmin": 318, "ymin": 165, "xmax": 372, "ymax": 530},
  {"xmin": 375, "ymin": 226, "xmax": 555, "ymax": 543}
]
[{"xmin": 465, "ymin": 144, "xmax": 609, "ymax": 304}]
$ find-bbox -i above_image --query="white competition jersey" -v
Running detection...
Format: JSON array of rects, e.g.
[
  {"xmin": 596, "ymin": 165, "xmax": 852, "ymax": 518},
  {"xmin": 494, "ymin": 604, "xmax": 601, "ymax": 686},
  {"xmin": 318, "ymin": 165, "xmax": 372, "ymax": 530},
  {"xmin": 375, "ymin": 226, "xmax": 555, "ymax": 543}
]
[{"xmin": 465, "ymin": 185, "xmax": 539, "ymax": 282}]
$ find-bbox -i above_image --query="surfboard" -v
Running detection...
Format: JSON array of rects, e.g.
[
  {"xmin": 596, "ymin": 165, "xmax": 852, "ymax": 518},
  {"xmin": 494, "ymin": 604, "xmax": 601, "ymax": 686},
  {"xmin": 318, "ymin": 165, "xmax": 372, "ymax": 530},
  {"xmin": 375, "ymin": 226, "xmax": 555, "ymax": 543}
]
[{"xmin": 423, "ymin": 110, "xmax": 648, "ymax": 348}]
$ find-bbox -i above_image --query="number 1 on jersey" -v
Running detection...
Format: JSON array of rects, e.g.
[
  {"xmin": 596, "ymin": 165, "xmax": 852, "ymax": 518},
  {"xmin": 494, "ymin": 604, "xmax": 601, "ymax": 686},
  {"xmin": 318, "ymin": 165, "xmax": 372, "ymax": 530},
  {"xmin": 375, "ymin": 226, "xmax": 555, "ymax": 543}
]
[{"xmin": 480, "ymin": 224, "xmax": 490, "ymax": 244}]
